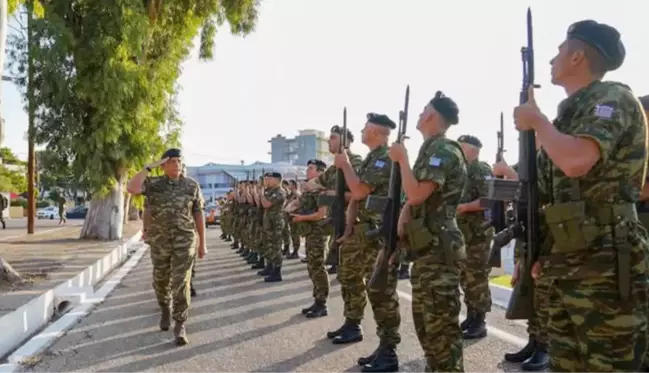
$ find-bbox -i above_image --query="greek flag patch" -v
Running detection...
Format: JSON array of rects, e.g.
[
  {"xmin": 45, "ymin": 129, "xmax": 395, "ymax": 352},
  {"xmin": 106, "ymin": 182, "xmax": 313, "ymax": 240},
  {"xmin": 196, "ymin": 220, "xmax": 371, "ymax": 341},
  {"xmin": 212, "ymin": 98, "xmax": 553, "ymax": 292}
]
[
  {"xmin": 374, "ymin": 160, "xmax": 386, "ymax": 168},
  {"xmin": 594, "ymin": 104, "xmax": 614, "ymax": 119},
  {"xmin": 429, "ymin": 157, "xmax": 442, "ymax": 167}
]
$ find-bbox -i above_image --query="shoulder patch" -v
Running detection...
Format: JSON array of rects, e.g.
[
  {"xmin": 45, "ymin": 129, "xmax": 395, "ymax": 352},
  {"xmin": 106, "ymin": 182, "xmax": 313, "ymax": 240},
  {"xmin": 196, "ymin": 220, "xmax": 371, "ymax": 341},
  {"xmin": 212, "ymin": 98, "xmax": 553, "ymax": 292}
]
[
  {"xmin": 374, "ymin": 160, "xmax": 387, "ymax": 168},
  {"xmin": 594, "ymin": 104, "xmax": 615, "ymax": 119},
  {"xmin": 429, "ymin": 157, "xmax": 442, "ymax": 167}
]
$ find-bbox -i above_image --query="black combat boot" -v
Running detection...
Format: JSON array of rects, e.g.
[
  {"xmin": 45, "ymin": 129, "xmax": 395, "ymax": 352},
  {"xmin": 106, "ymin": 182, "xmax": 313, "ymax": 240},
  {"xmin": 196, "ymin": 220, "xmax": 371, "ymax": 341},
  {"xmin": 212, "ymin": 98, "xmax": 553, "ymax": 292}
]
[
  {"xmin": 231, "ymin": 241, "xmax": 239, "ymax": 249},
  {"xmin": 398, "ymin": 264, "xmax": 410, "ymax": 280},
  {"xmin": 301, "ymin": 303, "xmax": 316, "ymax": 315},
  {"xmin": 463, "ymin": 311, "xmax": 487, "ymax": 339},
  {"xmin": 306, "ymin": 301, "xmax": 327, "ymax": 318},
  {"xmin": 236, "ymin": 246, "xmax": 244, "ymax": 254},
  {"xmin": 257, "ymin": 263, "xmax": 272, "ymax": 276},
  {"xmin": 264, "ymin": 265, "xmax": 283, "ymax": 282},
  {"xmin": 460, "ymin": 309, "xmax": 476, "ymax": 331},
  {"xmin": 332, "ymin": 320, "xmax": 363, "ymax": 344},
  {"xmin": 504, "ymin": 338, "xmax": 536, "ymax": 363},
  {"xmin": 220, "ymin": 233, "xmax": 227, "ymax": 240},
  {"xmin": 282, "ymin": 246, "xmax": 290, "ymax": 256},
  {"xmin": 301, "ymin": 257, "xmax": 308, "ymax": 263},
  {"xmin": 287, "ymin": 250, "xmax": 299, "ymax": 259},
  {"xmin": 327, "ymin": 318, "xmax": 355, "ymax": 339},
  {"xmin": 327, "ymin": 264, "xmax": 338, "ymax": 274},
  {"xmin": 361, "ymin": 344, "xmax": 399, "ymax": 372},
  {"xmin": 521, "ymin": 342, "xmax": 549, "ymax": 371},
  {"xmin": 358, "ymin": 345, "xmax": 380, "ymax": 365},
  {"xmin": 225, "ymin": 235, "xmax": 232, "ymax": 242},
  {"xmin": 251, "ymin": 257, "xmax": 265, "ymax": 270},
  {"xmin": 246, "ymin": 252, "xmax": 258, "ymax": 264},
  {"xmin": 239, "ymin": 247, "xmax": 249, "ymax": 257}
]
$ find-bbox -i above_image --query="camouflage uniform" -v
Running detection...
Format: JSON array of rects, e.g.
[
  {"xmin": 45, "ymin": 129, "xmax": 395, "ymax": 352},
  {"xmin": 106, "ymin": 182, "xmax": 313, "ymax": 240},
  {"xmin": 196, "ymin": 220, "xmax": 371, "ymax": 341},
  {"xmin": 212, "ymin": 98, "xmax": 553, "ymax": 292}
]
[
  {"xmin": 458, "ymin": 160, "xmax": 494, "ymax": 333},
  {"xmin": 538, "ymin": 81, "xmax": 648, "ymax": 372},
  {"xmin": 407, "ymin": 136, "xmax": 467, "ymax": 372},
  {"xmin": 142, "ymin": 175, "xmax": 203, "ymax": 332},
  {"xmin": 334, "ymin": 145, "xmax": 401, "ymax": 347},
  {"xmin": 262, "ymin": 185, "xmax": 287, "ymax": 280},
  {"xmin": 284, "ymin": 190, "xmax": 301, "ymax": 255}
]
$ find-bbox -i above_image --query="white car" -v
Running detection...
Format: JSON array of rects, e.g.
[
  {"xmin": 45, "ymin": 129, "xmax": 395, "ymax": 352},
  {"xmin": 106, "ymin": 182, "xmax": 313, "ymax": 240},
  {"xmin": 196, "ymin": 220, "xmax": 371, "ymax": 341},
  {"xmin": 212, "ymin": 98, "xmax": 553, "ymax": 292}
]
[{"xmin": 37, "ymin": 206, "xmax": 59, "ymax": 220}]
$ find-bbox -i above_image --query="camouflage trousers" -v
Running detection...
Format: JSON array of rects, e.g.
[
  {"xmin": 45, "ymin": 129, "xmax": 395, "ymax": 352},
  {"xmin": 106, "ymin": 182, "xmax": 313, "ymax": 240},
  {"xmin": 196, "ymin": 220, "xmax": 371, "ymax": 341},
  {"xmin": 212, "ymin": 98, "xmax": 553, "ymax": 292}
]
[
  {"xmin": 250, "ymin": 219, "xmax": 262, "ymax": 253},
  {"xmin": 459, "ymin": 234, "xmax": 493, "ymax": 313},
  {"xmin": 548, "ymin": 275, "xmax": 648, "ymax": 372},
  {"xmin": 411, "ymin": 256, "xmax": 463, "ymax": 372},
  {"xmin": 149, "ymin": 237, "xmax": 196, "ymax": 324},
  {"xmin": 232, "ymin": 215, "xmax": 242, "ymax": 244},
  {"xmin": 305, "ymin": 230, "xmax": 330, "ymax": 302},
  {"xmin": 338, "ymin": 224, "xmax": 401, "ymax": 346},
  {"xmin": 527, "ymin": 273, "xmax": 550, "ymax": 345},
  {"xmin": 289, "ymin": 222, "xmax": 301, "ymax": 252},
  {"xmin": 281, "ymin": 214, "xmax": 291, "ymax": 248},
  {"xmin": 263, "ymin": 220, "xmax": 285, "ymax": 267}
]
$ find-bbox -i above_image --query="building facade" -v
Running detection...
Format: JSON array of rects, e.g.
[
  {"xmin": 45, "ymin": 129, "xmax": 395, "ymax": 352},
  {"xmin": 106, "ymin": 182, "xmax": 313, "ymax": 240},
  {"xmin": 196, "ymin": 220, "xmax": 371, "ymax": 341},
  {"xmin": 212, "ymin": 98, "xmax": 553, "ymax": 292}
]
[
  {"xmin": 186, "ymin": 161, "xmax": 307, "ymax": 204},
  {"xmin": 268, "ymin": 129, "xmax": 333, "ymax": 166}
]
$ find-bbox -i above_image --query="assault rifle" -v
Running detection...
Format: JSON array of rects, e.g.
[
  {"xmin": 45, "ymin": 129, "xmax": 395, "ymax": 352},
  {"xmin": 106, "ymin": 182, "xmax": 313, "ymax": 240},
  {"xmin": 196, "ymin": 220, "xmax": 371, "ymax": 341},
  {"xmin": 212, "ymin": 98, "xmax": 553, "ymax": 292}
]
[
  {"xmin": 484, "ymin": 8, "xmax": 540, "ymax": 320},
  {"xmin": 318, "ymin": 107, "xmax": 348, "ymax": 267},
  {"xmin": 365, "ymin": 85, "xmax": 409, "ymax": 291}
]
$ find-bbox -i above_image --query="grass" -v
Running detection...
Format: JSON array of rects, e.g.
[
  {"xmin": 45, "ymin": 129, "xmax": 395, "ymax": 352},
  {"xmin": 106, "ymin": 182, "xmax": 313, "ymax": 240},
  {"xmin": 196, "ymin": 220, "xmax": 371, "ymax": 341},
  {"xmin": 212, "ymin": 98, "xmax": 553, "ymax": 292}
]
[{"xmin": 489, "ymin": 275, "xmax": 512, "ymax": 288}]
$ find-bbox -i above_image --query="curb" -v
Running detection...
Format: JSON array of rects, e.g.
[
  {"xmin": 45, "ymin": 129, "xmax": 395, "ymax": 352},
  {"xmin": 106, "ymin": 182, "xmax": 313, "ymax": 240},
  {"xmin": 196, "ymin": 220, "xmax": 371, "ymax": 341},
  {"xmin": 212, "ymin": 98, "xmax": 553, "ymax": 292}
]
[{"xmin": 0, "ymin": 229, "xmax": 143, "ymax": 365}]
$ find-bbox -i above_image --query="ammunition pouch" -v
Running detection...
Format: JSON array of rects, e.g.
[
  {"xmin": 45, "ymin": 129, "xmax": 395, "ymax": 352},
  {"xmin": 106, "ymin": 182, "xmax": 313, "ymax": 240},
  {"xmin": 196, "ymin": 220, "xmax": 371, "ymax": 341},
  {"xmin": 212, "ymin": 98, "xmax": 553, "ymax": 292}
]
[
  {"xmin": 352, "ymin": 222, "xmax": 376, "ymax": 247},
  {"xmin": 404, "ymin": 217, "xmax": 461, "ymax": 266},
  {"xmin": 543, "ymin": 201, "xmax": 599, "ymax": 253}
]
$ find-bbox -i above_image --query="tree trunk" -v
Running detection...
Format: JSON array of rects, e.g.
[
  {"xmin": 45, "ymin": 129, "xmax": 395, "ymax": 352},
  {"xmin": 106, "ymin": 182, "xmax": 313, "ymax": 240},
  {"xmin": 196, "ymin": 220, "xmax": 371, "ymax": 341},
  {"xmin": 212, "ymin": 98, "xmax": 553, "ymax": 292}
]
[
  {"xmin": 123, "ymin": 193, "xmax": 131, "ymax": 224},
  {"xmin": 0, "ymin": 257, "xmax": 23, "ymax": 286},
  {"xmin": 80, "ymin": 174, "xmax": 126, "ymax": 241}
]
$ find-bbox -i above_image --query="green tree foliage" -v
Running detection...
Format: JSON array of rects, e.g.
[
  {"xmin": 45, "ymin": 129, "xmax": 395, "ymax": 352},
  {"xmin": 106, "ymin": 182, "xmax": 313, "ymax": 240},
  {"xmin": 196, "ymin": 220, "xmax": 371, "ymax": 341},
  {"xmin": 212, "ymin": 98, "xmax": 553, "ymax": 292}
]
[
  {"xmin": 5, "ymin": 0, "xmax": 261, "ymax": 239},
  {"xmin": 0, "ymin": 147, "xmax": 26, "ymax": 165},
  {"xmin": 0, "ymin": 148, "xmax": 27, "ymax": 193}
]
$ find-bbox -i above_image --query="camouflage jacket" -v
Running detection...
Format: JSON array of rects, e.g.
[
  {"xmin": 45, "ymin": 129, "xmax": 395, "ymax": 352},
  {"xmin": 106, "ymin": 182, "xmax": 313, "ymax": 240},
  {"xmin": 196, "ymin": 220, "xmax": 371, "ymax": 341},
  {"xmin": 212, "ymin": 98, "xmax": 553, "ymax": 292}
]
[
  {"xmin": 458, "ymin": 159, "xmax": 493, "ymax": 240},
  {"xmin": 296, "ymin": 190, "xmax": 327, "ymax": 235},
  {"xmin": 356, "ymin": 145, "xmax": 392, "ymax": 223},
  {"xmin": 538, "ymin": 80, "xmax": 648, "ymax": 279},
  {"xmin": 263, "ymin": 185, "xmax": 286, "ymax": 228},
  {"xmin": 142, "ymin": 175, "xmax": 204, "ymax": 239}
]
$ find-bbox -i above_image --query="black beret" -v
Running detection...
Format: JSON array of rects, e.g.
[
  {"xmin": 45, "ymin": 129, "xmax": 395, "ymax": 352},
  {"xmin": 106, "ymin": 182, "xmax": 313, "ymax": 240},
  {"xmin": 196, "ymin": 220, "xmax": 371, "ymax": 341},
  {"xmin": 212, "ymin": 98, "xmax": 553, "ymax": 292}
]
[
  {"xmin": 264, "ymin": 171, "xmax": 282, "ymax": 179},
  {"xmin": 307, "ymin": 159, "xmax": 327, "ymax": 171},
  {"xmin": 639, "ymin": 95, "xmax": 649, "ymax": 111},
  {"xmin": 567, "ymin": 20, "xmax": 625, "ymax": 72},
  {"xmin": 457, "ymin": 135, "xmax": 482, "ymax": 149},
  {"xmin": 281, "ymin": 180, "xmax": 289, "ymax": 185},
  {"xmin": 366, "ymin": 113, "xmax": 396, "ymax": 129},
  {"xmin": 162, "ymin": 148, "xmax": 182, "ymax": 159},
  {"xmin": 330, "ymin": 125, "xmax": 355, "ymax": 143},
  {"xmin": 289, "ymin": 179, "xmax": 298, "ymax": 186},
  {"xmin": 429, "ymin": 91, "xmax": 459, "ymax": 125}
]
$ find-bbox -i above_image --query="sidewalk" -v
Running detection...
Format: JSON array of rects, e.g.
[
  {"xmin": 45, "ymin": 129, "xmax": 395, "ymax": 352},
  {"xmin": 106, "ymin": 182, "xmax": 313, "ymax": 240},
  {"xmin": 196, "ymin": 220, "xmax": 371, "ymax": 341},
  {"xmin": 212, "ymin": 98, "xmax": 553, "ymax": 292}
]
[{"xmin": 0, "ymin": 222, "xmax": 142, "ymax": 318}]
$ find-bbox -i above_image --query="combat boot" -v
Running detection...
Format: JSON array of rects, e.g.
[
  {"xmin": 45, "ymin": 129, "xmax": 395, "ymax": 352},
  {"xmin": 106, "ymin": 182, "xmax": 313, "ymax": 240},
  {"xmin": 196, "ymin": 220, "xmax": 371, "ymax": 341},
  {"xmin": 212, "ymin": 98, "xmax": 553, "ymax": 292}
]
[
  {"xmin": 358, "ymin": 345, "xmax": 380, "ymax": 366},
  {"xmin": 231, "ymin": 241, "xmax": 239, "ymax": 249},
  {"xmin": 159, "ymin": 307, "xmax": 171, "ymax": 331},
  {"xmin": 282, "ymin": 246, "xmax": 290, "ymax": 256},
  {"xmin": 460, "ymin": 309, "xmax": 476, "ymax": 331},
  {"xmin": 504, "ymin": 338, "xmax": 536, "ymax": 363},
  {"xmin": 521, "ymin": 342, "xmax": 549, "ymax": 371},
  {"xmin": 327, "ymin": 264, "xmax": 338, "ymax": 274},
  {"xmin": 332, "ymin": 320, "xmax": 363, "ymax": 344},
  {"xmin": 287, "ymin": 251, "xmax": 299, "ymax": 259},
  {"xmin": 246, "ymin": 252, "xmax": 258, "ymax": 264},
  {"xmin": 463, "ymin": 311, "xmax": 487, "ymax": 339},
  {"xmin": 398, "ymin": 264, "xmax": 410, "ymax": 280},
  {"xmin": 264, "ymin": 265, "xmax": 282, "ymax": 282},
  {"xmin": 225, "ymin": 235, "xmax": 232, "ymax": 242},
  {"xmin": 239, "ymin": 247, "xmax": 249, "ymax": 257},
  {"xmin": 173, "ymin": 322, "xmax": 189, "ymax": 346},
  {"xmin": 252, "ymin": 257, "xmax": 265, "ymax": 270},
  {"xmin": 245, "ymin": 251, "xmax": 256, "ymax": 262},
  {"xmin": 305, "ymin": 301, "xmax": 327, "ymax": 318},
  {"xmin": 257, "ymin": 263, "xmax": 272, "ymax": 276},
  {"xmin": 327, "ymin": 318, "xmax": 355, "ymax": 339},
  {"xmin": 236, "ymin": 246, "xmax": 244, "ymax": 254},
  {"xmin": 361, "ymin": 344, "xmax": 399, "ymax": 372},
  {"xmin": 301, "ymin": 257, "xmax": 308, "ymax": 263},
  {"xmin": 301, "ymin": 302, "xmax": 316, "ymax": 315},
  {"xmin": 220, "ymin": 233, "xmax": 227, "ymax": 240}
]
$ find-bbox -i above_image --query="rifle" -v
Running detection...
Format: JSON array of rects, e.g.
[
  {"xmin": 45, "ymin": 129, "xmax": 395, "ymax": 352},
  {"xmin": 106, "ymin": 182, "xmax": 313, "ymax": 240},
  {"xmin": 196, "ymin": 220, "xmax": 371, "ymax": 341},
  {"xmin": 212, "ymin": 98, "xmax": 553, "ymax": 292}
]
[
  {"xmin": 484, "ymin": 113, "xmax": 508, "ymax": 268},
  {"xmin": 483, "ymin": 8, "xmax": 539, "ymax": 320},
  {"xmin": 365, "ymin": 85, "xmax": 409, "ymax": 291},
  {"xmin": 319, "ymin": 107, "xmax": 348, "ymax": 266}
]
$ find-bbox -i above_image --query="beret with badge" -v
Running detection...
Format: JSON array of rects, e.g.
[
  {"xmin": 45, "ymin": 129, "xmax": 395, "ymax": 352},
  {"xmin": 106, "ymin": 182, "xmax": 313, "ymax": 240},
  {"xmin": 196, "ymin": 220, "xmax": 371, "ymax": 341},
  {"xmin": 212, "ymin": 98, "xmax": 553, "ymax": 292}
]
[
  {"xmin": 264, "ymin": 171, "xmax": 282, "ymax": 179},
  {"xmin": 429, "ymin": 91, "xmax": 459, "ymax": 125},
  {"xmin": 161, "ymin": 148, "xmax": 182, "ymax": 159},
  {"xmin": 330, "ymin": 125, "xmax": 355, "ymax": 143},
  {"xmin": 457, "ymin": 135, "xmax": 482, "ymax": 149},
  {"xmin": 307, "ymin": 159, "xmax": 327, "ymax": 171},
  {"xmin": 366, "ymin": 113, "xmax": 397, "ymax": 129},
  {"xmin": 567, "ymin": 20, "xmax": 625, "ymax": 72}
]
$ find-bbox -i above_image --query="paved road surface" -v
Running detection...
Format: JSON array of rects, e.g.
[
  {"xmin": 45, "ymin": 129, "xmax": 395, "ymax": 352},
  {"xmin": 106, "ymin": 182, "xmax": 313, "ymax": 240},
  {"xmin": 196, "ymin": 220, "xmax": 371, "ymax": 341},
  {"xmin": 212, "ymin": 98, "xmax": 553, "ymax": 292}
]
[
  {"xmin": 0, "ymin": 218, "xmax": 83, "ymax": 240},
  {"xmin": 22, "ymin": 227, "xmax": 533, "ymax": 372}
]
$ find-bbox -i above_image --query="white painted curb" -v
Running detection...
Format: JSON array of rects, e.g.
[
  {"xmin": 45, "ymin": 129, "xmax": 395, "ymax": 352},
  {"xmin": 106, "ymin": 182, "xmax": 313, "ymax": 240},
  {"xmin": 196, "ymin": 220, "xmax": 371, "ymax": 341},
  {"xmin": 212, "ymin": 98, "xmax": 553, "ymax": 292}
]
[{"xmin": 0, "ymin": 230, "xmax": 143, "ymax": 365}]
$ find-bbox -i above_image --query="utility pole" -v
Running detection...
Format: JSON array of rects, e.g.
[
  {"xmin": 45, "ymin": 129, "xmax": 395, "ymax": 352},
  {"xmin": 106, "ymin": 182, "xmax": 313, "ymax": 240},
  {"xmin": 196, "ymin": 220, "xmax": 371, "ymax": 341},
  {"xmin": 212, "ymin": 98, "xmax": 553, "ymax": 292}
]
[{"xmin": 26, "ymin": 0, "xmax": 35, "ymax": 234}]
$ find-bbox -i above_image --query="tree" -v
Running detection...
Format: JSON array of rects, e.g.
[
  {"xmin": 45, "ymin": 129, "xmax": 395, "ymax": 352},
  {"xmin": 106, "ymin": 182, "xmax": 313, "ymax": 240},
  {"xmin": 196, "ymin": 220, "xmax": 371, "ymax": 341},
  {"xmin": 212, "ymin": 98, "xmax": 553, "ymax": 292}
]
[
  {"xmin": 6, "ymin": 0, "xmax": 260, "ymax": 241},
  {"xmin": 0, "ymin": 147, "xmax": 25, "ymax": 165}
]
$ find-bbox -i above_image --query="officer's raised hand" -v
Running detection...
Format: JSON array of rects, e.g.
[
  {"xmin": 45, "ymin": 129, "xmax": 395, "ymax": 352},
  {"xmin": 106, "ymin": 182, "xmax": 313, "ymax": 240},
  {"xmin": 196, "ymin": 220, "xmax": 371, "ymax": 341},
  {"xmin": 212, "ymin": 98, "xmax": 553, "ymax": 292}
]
[{"xmin": 513, "ymin": 86, "xmax": 548, "ymax": 131}]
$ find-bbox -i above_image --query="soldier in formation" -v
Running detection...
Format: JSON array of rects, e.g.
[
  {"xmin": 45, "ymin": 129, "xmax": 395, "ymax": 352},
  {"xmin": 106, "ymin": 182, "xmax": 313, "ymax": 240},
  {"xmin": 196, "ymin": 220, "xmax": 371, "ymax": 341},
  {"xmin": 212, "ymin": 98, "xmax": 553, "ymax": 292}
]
[
  {"xmin": 282, "ymin": 179, "xmax": 301, "ymax": 259},
  {"xmin": 455, "ymin": 135, "xmax": 494, "ymax": 340},
  {"xmin": 127, "ymin": 148, "xmax": 206, "ymax": 346},
  {"xmin": 389, "ymin": 91, "xmax": 467, "ymax": 372}
]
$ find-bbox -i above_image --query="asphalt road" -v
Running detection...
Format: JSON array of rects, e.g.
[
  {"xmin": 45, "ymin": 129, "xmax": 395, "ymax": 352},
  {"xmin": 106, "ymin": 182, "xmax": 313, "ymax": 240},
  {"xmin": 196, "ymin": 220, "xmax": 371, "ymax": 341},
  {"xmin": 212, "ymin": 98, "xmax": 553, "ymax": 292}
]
[
  {"xmin": 0, "ymin": 218, "xmax": 83, "ymax": 239},
  {"xmin": 22, "ymin": 227, "xmax": 535, "ymax": 372}
]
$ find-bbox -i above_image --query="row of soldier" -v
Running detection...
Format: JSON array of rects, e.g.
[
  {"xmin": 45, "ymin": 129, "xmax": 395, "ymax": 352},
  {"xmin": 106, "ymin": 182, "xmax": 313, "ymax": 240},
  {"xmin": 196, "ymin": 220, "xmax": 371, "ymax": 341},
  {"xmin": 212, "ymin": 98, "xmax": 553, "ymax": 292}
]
[{"xmin": 131, "ymin": 17, "xmax": 649, "ymax": 373}]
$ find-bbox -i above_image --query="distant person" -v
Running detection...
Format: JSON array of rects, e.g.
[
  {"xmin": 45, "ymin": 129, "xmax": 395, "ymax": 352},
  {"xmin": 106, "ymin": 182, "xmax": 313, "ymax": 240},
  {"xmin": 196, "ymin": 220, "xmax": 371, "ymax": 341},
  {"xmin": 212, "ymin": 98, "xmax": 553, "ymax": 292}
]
[
  {"xmin": 58, "ymin": 196, "xmax": 67, "ymax": 224},
  {"xmin": 0, "ymin": 194, "xmax": 7, "ymax": 229}
]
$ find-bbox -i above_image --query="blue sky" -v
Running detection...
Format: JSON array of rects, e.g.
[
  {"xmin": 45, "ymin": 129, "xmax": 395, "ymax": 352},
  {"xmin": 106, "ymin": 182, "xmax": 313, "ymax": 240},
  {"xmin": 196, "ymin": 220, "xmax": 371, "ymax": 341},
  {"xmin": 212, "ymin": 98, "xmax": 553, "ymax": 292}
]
[{"xmin": 1, "ymin": 0, "xmax": 647, "ymax": 168}]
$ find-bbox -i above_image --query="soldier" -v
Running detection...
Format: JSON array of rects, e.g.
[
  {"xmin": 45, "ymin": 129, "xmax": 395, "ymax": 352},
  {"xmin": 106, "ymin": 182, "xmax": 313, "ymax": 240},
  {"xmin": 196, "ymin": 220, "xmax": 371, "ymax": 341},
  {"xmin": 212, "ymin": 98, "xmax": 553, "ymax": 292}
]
[
  {"xmin": 258, "ymin": 172, "xmax": 287, "ymax": 282},
  {"xmin": 58, "ymin": 196, "xmax": 67, "ymax": 224},
  {"xmin": 290, "ymin": 159, "xmax": 330, "ymax": 318},
  {"xmin": 280, "ymin": 180, "xmax": 293, "ymax": 257},
  {"xmin": 220, "ymin": 191, "xmax": 235, "ymax": 242},
  {"xmin": 287, "ymin": 179, "xmax": 302, "ymax": 258},
  {"xmin": 389, "ymin": 91, "xmax": 467, "ymax": 372},
  {"xmin": 126, "ymin": 148, "xmax": 206, "ymax": 346},
  {"xmin": 514, "ymin": 20, "xmax": 647, "ymax": 371},
  {"xmin": 329, "ymin": 113, "xmax": 401, "ymax": 373},
  {"xmin": 636, "ymin": 95, "xmax": 649, "ymax": 372},
  {"xmin": 455, "ymin": 135, "xmax": 494, "ymax": 340},
  {"xmin": 0, "ymin": 193, "xmax": 7, "ymax": 229},
  {"xmin": 397, "ymin": 192, "xmax": 410, "ymax": 280}
]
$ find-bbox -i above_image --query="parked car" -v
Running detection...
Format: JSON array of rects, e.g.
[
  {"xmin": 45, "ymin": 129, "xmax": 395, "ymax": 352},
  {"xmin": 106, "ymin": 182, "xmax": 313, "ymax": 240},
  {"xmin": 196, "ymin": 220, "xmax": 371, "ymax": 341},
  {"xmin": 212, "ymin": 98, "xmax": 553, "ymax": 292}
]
[
  {"xmin": 36, "ymin": 206, "xmax": 59, "ymax": 220},
  {"xmin": 204, "ymin": 205, "xmax": 220, "ymax": 227},
  {"xmin": 65, "ymin": 205, "xmax": 88, "ymax": 219}
]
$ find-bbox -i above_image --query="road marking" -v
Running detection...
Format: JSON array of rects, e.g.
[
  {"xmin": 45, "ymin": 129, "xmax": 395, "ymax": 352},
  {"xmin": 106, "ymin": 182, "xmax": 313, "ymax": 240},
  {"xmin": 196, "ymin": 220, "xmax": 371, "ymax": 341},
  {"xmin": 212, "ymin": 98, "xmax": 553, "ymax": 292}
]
[{"xmin": 0, "ymin": 227, "xmax": 68, "ymax": 242}]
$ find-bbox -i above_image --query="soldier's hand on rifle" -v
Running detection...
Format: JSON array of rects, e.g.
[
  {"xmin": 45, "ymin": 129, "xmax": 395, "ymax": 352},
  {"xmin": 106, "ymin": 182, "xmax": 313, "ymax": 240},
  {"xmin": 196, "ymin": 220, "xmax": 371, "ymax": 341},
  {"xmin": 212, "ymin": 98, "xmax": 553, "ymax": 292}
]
[
  {"xmin": 513, "ymin": 86, "xmax": 547, "ymax": 131},
  {"xmin": 290, "ymin": 213, "xmax": 305, "ymax": 223},
  {"xmin": 333, "ymin": 152, "xmax": 350, "ymax": 169},
  {"xmin": 492, "ymin": 161, "xmax": 515, "ymax": 178},
  {"xmin": 388, "ymin": 143, "xmax": 408, "ymax": 163}
]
